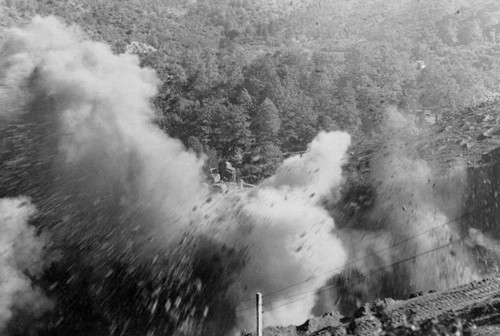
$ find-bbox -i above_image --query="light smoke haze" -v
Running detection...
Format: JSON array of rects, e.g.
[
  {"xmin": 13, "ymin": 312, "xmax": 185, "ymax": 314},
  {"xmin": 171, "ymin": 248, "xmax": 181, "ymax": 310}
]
[{"xmin": 314, "ymin": 107, "xmax": 484, "ymax": 316}]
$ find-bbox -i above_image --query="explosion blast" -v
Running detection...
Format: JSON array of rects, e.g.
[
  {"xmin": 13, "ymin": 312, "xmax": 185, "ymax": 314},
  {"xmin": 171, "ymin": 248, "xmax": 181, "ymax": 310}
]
[
  {"xmin": 1, "ymin": 15, "xmax": 493, "ymax": 336},
  {"xmin": 0, "ymin": 17, "xmax": 349, "ymax": 335}
]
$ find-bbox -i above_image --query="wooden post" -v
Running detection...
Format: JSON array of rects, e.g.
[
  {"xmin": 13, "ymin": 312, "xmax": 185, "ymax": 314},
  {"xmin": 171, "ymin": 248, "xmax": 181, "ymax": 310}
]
[{"xmin": 256, "ymin": 292, "xmax": 263, "ymax": 336}]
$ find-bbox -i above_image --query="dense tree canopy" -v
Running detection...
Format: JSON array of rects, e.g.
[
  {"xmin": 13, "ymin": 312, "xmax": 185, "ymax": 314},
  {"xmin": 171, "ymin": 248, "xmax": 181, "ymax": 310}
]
[{"xmin": 8, "ymin": 0, "xmax": 500, "ymax": 179}]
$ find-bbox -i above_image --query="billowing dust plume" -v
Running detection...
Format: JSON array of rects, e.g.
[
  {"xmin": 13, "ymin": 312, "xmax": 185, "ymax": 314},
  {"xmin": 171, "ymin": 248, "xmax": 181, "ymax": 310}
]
[
  {"xmin": 231, "ymin": 131, "xmax": 349, "ymax": 330},
  {"xmin": 0, "ymin": 197, "xmax": 52, "ymax": 333},
  {"xmin": 0, "ymin": 17, "xmax": 350, "ymax": 335},
  {"xmin": 313, "ymin": 107, "xmax": 483, "ymax": 316}
]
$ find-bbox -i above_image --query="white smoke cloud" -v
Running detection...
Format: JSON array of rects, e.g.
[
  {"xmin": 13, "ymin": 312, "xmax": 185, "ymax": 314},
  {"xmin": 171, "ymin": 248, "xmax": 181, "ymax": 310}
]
[
  {"xmin": 264, "ymin": 131, "xmax": 350, "ymax": 201},
  {"xmin": 213, "ymin": 131, "xmax": 351, "ymax": 329},
  {"xmin": 0, "ymin": 197, "xmax": 52, "ymax": 332},
  {"xmin": 1, "ymin": 16, "xmax": 207, "ymax": 253},
  {"xmin": 0, "ymin": 15, "xmax": 211, "ymax": 334}
]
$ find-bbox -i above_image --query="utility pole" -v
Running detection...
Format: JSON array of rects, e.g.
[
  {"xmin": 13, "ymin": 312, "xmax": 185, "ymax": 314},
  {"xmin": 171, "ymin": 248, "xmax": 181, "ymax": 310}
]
[{"xmin": 256, "ymin": 292, "xmax": 263, "ymax": 336}]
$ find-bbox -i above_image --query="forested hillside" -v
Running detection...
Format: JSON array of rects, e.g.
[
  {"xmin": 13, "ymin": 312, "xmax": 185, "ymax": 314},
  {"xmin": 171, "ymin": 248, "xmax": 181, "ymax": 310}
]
[{"xmin": 3, "ymin": 0, "xmax": 500, "ymax": 181}]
